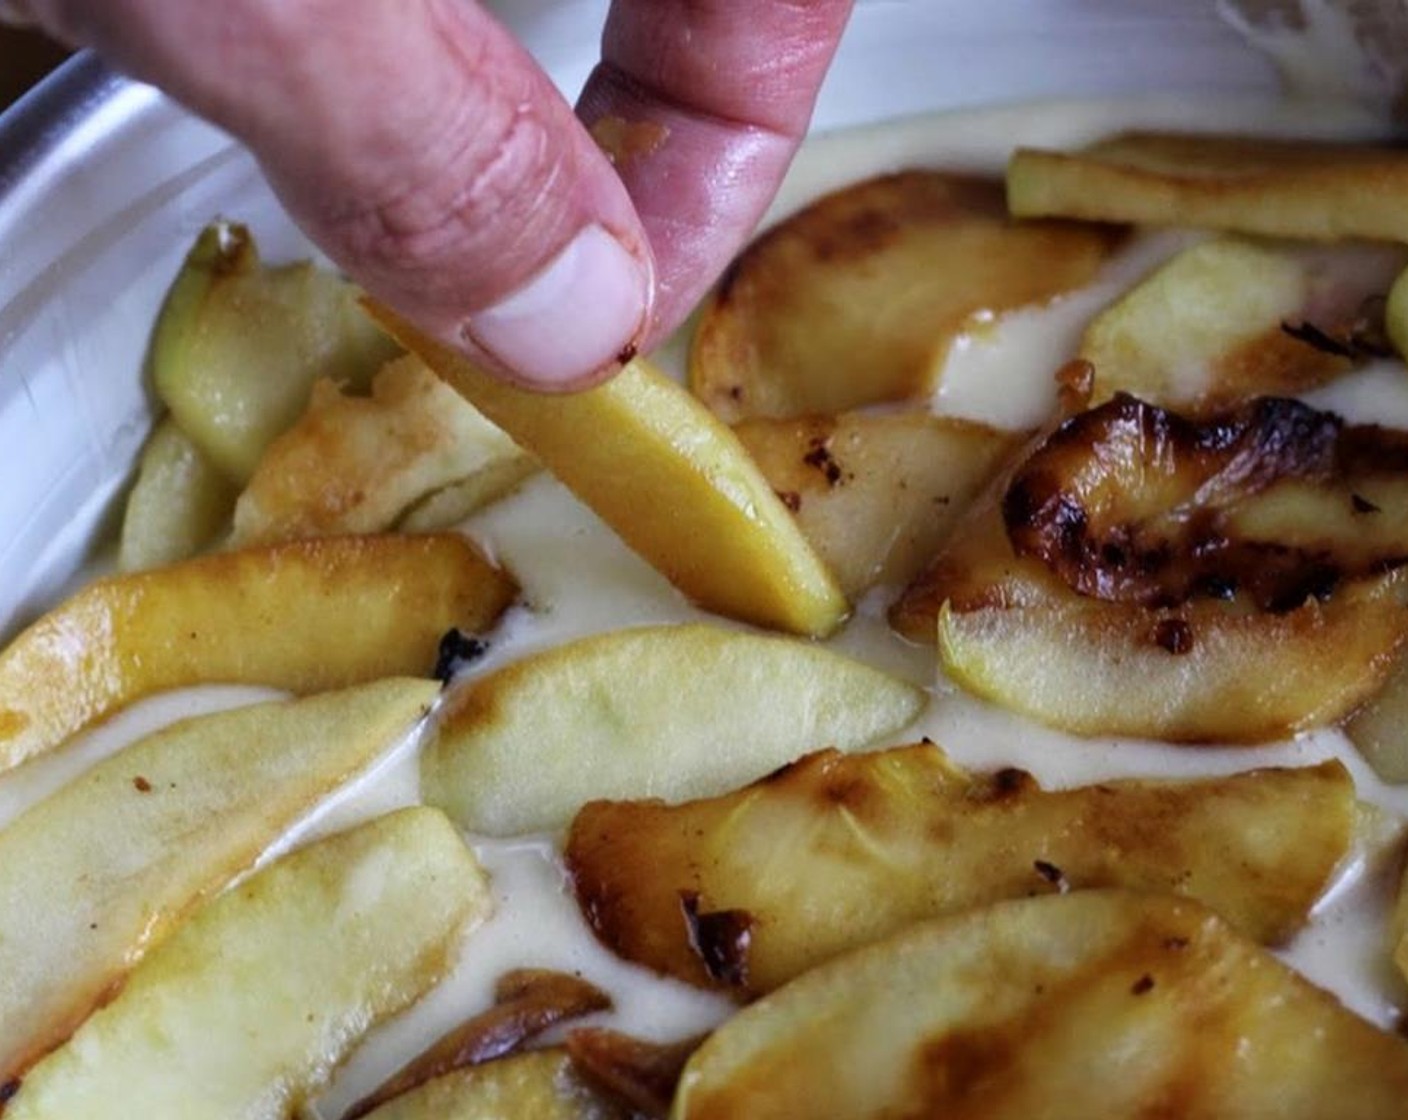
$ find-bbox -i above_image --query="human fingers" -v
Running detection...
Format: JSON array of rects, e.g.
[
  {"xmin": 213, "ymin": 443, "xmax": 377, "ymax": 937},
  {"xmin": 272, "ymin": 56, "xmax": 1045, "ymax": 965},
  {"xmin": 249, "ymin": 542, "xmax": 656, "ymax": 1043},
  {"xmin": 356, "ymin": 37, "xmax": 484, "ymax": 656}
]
[
  {"xmin": 578, "ymin": 0, "xmax": 854, "ymax": 346},
  {"xmin": 26, "ymin": 0, "xmax": 653, "ymax": 390}
]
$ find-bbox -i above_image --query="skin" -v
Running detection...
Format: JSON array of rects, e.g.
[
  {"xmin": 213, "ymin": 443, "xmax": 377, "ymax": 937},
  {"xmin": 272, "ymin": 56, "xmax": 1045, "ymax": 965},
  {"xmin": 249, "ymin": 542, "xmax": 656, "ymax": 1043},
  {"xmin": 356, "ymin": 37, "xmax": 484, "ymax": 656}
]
[{"xmin": 22, "ymin": 0, "xmax": 855, "ymax": 388}]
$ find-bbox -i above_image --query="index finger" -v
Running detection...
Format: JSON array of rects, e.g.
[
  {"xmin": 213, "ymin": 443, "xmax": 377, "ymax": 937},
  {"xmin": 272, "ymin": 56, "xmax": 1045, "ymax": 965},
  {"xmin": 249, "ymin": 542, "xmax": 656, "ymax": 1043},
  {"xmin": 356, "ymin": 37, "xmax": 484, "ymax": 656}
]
[{"xmin": 577, "ymin": 0, "xmax": 854, "ymax": 345}]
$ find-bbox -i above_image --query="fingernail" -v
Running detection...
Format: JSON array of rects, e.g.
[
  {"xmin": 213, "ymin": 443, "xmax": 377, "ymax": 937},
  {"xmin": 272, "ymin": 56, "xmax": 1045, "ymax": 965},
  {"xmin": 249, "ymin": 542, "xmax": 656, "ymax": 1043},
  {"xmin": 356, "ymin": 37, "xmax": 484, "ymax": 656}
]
[{"xmin": 463, "ymin": 225, "xmax": 650, "ymax": 389}]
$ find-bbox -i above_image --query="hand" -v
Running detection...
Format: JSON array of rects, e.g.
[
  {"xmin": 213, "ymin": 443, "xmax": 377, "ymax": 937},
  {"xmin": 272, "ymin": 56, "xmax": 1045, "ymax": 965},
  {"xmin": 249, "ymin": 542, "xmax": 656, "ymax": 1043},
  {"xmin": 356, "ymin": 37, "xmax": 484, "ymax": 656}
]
[{"xmin": 21, "ymin": 0, "xmax": 853, "ymax": 390}]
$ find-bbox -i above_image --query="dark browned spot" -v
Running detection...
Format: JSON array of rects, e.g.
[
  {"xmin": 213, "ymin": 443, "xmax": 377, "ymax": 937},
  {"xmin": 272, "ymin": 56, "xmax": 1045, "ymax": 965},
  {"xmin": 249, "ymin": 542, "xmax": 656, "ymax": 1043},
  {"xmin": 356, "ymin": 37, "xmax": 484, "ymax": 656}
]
[
  {"xmin": 802, "ymin": 442, "xmax": 844, "ymax": 487},
  {"xmin": 680, "ymin": 892, "xmax": 753, "ymax": 989},
  {"xmin": 1353, "ymin": 493, "xmax": 1381, "ymax": 513},
  {"xmin": 615, "ymin": 342, "xmax": 639, "ymax": 365},
  {"xmin": 433, "ymin": 628, "xmax": 489, "ymax": 684},
  {"xmin": 1033, "ymin": 860, "xmax": 1069, "ymax": 892},
  {"xmin": 0, "ymin": 1079, "xmax": 19, "ymax": 1104},
  {"xmin": 1131, "ymin": 973, "xmax": 1156, "ymax": 995},
  {"xmin": 132, "ymin": 776, "xmax": 152, "ymax": 793},
  {"xmin": 776, "ymin": 490, "xmax": 802, "ymax": 513},
  {"xmin": 1151, "ymin": 618, "xmax": 1194, "ymax": 655}
]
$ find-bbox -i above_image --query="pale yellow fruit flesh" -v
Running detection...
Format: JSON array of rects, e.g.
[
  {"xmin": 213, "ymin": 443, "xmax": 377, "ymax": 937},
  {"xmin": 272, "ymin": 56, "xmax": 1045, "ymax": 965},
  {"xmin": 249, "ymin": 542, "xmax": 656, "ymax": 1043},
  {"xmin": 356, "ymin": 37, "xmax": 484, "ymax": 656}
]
[
  {"xmin": 424, "ymin": 624, "xmax": 926, "ymax": 836},
  {"xmin": 4, "ymin": 807, "xmax": 491, "ymax": 1120},
  {"xmin": 367, "ymin": 303, "xmax": 847, "ymax": 638},
  {"xmin": 231, "ymin": 355, "xmax": 536, "ymax": 547},
  {"xmin": 118, "ymin": 418, "xmax": 238, "ymax": 571},
  {"xmin": 671, "ymin": 891, "xmax": 1408, "ymax": 1120},
  {"xmin": 1008, "ymin": 132, "xmax": 1408, "ymax": 242},
  {"xmin": 395, "ymin": 456, "xmax": 541, "ymax": 533},
  {"xmin": 152, "ymin": 222, "xmax": 399, "ymax": 483},
  {"xmin": 1386, "ymin": 262, "xmax": 1408, "ymax": 358},
  {"xmin": 0, "ymin": 678, "xmax": 438, "ymax": 1084},
  {"xmin": 937, "ymin": 571, "xmax": 1408, "ymax": 743},
  {"xmin": 567, "ymin": 744, "xmax": 1353, "ymax": 995},
  {"xmin": 1346, "ymin": 649, "xmax": 1408, "ymax": 784},
  {"xmin": 0, "ymin": 533, "xmax": 516, "ymax": 774},
  {"xmin": 733, "ymin": 412, "xmax": 1019, "ymax": 599},
  {"xmin": 360, "ymin": 1050, "xmax": 624, "ymax": 1120},
  {"xmin": 689, "ymin": 171, "xmax": 1123, "ymax": 421}
]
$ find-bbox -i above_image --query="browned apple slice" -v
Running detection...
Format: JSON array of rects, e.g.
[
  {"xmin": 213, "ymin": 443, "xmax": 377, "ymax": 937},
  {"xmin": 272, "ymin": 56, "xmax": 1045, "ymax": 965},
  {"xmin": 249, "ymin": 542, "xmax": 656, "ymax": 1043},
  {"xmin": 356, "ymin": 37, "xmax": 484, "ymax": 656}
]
[
  {"xmin": 1394, "ymin": 860, "xmax": 1408, "ymax": 986},
  {"xmin": 670, "ymin": 891, "xmax": 1408, "ymax": 1119},
  {"xmin": 689, "ymin": 172, "xmax": 1124, "ymax": 422},
  {"xmin": 230, "ymin": 355, "xmax": 536, "ymax": 547},
  {"xmin": 732, "ymin": 412, "xmax": 1020, "ymax": 598},
  {"xmin": 3, "ymin": 808, "xmax": 490, "ymax": 1119},
  {"xmin": 367, "ymin": 304, "xmax": 847, "ymax": 638},
  {"xmin": 1008, "ymin": 132, "xmax": 1408, "ymax": 242},
  {"xmin": 566, "ymin": 743, "xmax": 1353, "ymax": 996},
  {"xmin": 0, "ymin": 678, "xmax": 438, "ymax": 1085},
  {"xmin": 1079, "ymin": 238, "xmax": 1403, "ymax": 411},
  {"xmin": 0, "ymin": 533, "xmax": 516, "ymax": 774}
]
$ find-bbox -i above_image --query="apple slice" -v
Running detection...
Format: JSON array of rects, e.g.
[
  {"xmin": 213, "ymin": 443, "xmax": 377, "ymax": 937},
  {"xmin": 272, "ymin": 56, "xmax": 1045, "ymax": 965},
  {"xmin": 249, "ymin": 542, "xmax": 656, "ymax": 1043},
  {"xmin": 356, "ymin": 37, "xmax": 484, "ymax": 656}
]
[
  {"xmin": 1079, "ymin": 238, "xmax": 1403, "ymax": 411},
  {"xmin": 118, "ymin": 418, "xmax": 238, "ymax": 571},
  {"xmin": 1345, "ymin": 651, "xmax": 1408, "ymax": 783},
  {"xmin": 0, "ymin": 533, "xmax": 516, "ymax": 774},
  {"xmin": 688, "ymin": 172, "xmax": 1123, "ymax": 421},
  {"xmin": 567, "ymin": 744, "xmax": 1353, "ymax": 996},
  {"xmin": 732, "ymin": 412, "xmax": 1019, "ymax": 599},
  {"xmin": 152, "ymin": 221, "xmax": 400, "ymax": 482},
  {"xmin": 396, "ymin": 457, "xmax": 541, "ymax": 533},
  {"xmin": 423, "ymin": 624, "xmax": 926, "ymax": 836},
  {"xmin": 672, "ymin": 890, "xmax": 1408, "ymax": 1119},
  {"xmin": 359, "ymin": 1050, "xmax": 627, "ymax": 1120},
  {"xmin": 3, "ymin": 807, "xmax": 491, "ymax": 1119},
  {"xmin": 366, "ymin": 304, "xmax": 847, "ymax": 638},
  {"xmin": 230, "ymin": 355, "xmax": 536, "ymax": 547},
  {"xmin": 0, "ymin": 678, "xmax": 439, "ymax": 1085},
  {"xmin": 1394, "ymin": 860, "xmax": 1408, "ymax": 986},
  {"xmin": 1008, "ymin": 132, "xmax": 1408, "ymax": 242},
  {"xmin": 938, "ymin": 574, "xmax": 1408, "ymax": 742}
]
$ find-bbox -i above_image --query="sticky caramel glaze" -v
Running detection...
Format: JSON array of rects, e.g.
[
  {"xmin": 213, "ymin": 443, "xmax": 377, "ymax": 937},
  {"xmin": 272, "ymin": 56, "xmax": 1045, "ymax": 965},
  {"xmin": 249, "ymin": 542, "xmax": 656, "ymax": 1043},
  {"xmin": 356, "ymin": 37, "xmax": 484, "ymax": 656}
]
[{"xmin": 1004, "ymin": 393, "xmax": 1408, "ymax": 610}]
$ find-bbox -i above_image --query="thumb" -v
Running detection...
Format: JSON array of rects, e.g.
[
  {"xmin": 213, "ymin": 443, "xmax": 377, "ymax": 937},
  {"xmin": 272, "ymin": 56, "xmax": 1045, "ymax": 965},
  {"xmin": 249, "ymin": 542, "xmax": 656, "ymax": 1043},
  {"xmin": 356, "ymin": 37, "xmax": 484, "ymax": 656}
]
[{"xmin": 31, "ymin": 0, "xmax": 653, "ymax": 390}]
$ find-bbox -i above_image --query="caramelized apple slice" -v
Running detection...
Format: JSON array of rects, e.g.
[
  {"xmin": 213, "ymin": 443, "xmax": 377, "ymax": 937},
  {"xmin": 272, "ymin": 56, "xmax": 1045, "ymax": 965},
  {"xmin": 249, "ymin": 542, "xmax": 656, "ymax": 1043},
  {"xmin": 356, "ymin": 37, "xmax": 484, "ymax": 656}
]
[
  {"xmin": 1004, "ymin": 394, "xmax": 1408, "ymax": 611},
  {"xmin": 118, "ymin": 419, "xmax": 238, "ymax": 571},
  {"xmin": 367, "ymin": 304, "xmax": 847, "ymax": 637},
  {"xmin": 567, "ymin": 744, "xmax": 1353, "ymax": 996},
  {"xmin": 395, "ymin": 457, "xmax": 540, "ymax": 533},
  {"xmin": 153, "ymin": 222, "xmax": 398, "ymax": 482},
  {"xmin": 1080, "ymin": 238, "xmax": 1403, "ymax": 411},
  {"xmin": 671, "ymin": 891, "xmax": 1408, "ymax": 1119},
  {"xmin": 424, "ymin": 624, "xmax": 925, "ymax": 836},
  {"xmin": 4, "ymin": 808, "xmax": 490, "ymax": 1119},
  {"xmin": 358, "ymin": 1050, "xmax": 628, "ymax": 1120},
  {"xmin": 0, "ymin": 678, "xmax": 438, "ymax": 1085},
  {"xmin": 231, "ymin": 355, "xmax": 536, "ymax": 547},
  {"xmin": 938, "ymin": 575, "xmax": 1408, "ymax": 742},
  {"xmin": 689, "ymin": 172, "xmax": 1123, "ymax": 421},
  {"xmin": 0, "ymin": 533, "xmax": 515, "ymax": 773},
  {"xmin": 733, "ymin": 412, "xmax": 1019, "ymax": 598},
  {"xmin": 1008, "ymin": 132, "xmax": 1408, "ymax": 242}
]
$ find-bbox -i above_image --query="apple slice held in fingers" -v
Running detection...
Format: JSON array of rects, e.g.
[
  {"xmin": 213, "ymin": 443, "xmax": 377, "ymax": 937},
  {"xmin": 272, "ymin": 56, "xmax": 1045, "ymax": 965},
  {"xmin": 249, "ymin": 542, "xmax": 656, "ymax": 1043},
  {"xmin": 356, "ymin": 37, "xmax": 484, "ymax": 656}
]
[
  {"xmin": 689, "ymin": 171, "xmax": 1124, "ymax": 422},
  {"xmin": 566, "ymin": 743, "xmax": 1353, "ymax": 997},
  {"xmin": 1078, "ymin": 237, "xmax": 1404, "ymax": 412},
  {"xmin": 1008, "ymin": 131, "xmax": 1408, "ymax": 243},
  {"xmin": 732, "ymin": 412, "xmax": 1020, "ymax": 599},
  {"xmin": 230, "ymin": 355, "xmax": 537, "ymax": 547},
  {"xmin": 423, "ymin": 624, "xmax": 925, "ymax": 836},
  {"xmin": 0, "ymin": 533, "xmax": 516, "ymax": 774},
  {"xmin": 670, "ymin": 890, "xmax": 1408, "ymax": 1120},
  {"xmin": 367, "ymin": 305, "xmax": 847, "ymax": 638},
  {"xmin": 3, "ymin": 807, "xmax": 491, "ymax": 1120},
  {"xmin": 0, "ymin": 678, "xmax": 439, "ymax": 1087}
]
